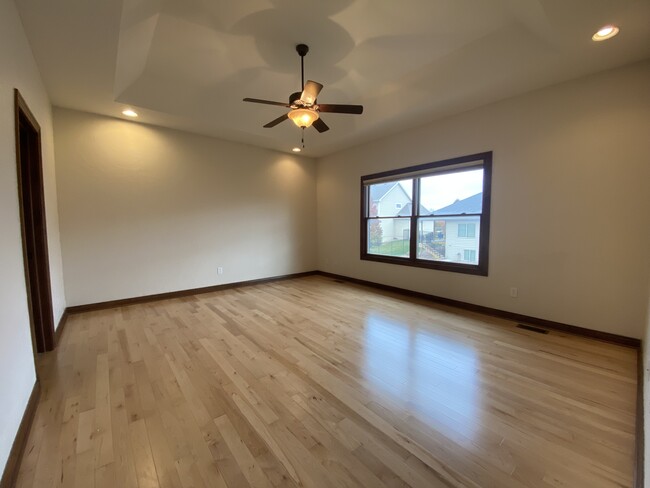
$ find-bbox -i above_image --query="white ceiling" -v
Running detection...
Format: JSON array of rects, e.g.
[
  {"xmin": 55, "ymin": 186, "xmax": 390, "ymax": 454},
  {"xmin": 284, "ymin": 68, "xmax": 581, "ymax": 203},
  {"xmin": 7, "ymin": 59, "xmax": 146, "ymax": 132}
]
[{"xmin": 15, "ymin": 0, "xmax": 650, "ymax": 157}]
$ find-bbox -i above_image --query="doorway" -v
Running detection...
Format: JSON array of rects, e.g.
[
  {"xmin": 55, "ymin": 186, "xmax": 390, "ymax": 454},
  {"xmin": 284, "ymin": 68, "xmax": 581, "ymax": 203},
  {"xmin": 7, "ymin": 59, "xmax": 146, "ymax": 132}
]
[{"xmin": 15, "ymin": 89, "xmax": 55, "ymax": 353}]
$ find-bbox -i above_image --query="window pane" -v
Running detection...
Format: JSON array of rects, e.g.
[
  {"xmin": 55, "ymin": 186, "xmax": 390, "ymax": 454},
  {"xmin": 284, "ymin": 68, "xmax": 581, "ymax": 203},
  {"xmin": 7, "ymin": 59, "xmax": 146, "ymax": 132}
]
[
  {"xmin": 368, "ymin": 179, "xmax": 413, "ymax": 217},
  {"xmin": 417, "ymin": 217, "xmax": 480, "ymax": 264},
  {"xmin": 415, "ymin": 219, "xmax": 447, "ymax": 260},
  {"xmin": 463, "ymin": 250, "xmax": 477, "ymax": 262},
  {"xmin": 457, "ymin": 223, "xmax": 476, "ymax": 238},
  {"xmin": 367, "ymin": 219, "xmax": 411, "ymax": 257},
  {"xmin": 420, "ymin": 169, "xmax": 483, "ymax": 216}
]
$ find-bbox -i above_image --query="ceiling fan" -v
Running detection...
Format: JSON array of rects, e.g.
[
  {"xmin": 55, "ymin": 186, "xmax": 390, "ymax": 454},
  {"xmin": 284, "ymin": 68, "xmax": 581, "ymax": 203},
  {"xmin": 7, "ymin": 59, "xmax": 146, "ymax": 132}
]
[{"xmin": 243, "ymin": 44, "xmax": 363, "ymax": 133}]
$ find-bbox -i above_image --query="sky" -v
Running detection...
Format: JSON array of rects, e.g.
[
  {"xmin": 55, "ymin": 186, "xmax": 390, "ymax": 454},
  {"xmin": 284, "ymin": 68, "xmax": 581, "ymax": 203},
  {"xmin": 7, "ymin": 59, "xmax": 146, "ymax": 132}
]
[{"xmin": 397, "ymin": 169, "xmax": 483, "ymax": 212}]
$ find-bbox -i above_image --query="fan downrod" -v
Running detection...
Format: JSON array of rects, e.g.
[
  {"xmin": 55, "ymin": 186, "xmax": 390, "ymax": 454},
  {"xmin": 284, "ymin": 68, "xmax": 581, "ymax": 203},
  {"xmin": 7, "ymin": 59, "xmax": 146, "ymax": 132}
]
[{"xmin": 296, "ymin": 44, "xmax": 309, "ymax": 90}]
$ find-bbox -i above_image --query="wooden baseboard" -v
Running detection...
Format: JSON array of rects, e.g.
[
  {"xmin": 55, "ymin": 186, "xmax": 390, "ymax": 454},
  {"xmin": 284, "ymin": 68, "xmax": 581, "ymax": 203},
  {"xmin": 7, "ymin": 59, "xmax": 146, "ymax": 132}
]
[
  {"xmin": 54, "ymin": 310, "xmax": 68, "ymax": 345},
  {"xmin": 66, "ymin": 271, "xmax": 319, "ymax": 314},
  {"xmin": 316, "ymin": 271, "xmax": 641, "ymax": 348},
  {"xmin": 636, "ymin": 346, "xmax": 645, "ymax": 488},
  {"xmin": 67, "ymin": 269, "xmax": 640, "ymax": 348},
  {"xmin": 0, "ymin": 381, "xmax": 40, "ymax": 488}
]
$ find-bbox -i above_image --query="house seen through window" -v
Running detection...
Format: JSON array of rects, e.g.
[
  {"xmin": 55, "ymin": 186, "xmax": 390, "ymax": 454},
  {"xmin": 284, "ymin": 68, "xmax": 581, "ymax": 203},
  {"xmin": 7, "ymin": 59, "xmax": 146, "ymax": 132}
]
[{"xmin": 361, "ymin": 152, "xmax": 492, "ymax": 275}]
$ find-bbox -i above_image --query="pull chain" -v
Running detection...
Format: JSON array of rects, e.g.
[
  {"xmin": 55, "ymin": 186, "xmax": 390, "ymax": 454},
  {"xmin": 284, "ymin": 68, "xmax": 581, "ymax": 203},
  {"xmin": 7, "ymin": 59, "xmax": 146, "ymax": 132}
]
[{"xmin": 301, "ymin": 127, "xmax": 305, "ymax": 148}]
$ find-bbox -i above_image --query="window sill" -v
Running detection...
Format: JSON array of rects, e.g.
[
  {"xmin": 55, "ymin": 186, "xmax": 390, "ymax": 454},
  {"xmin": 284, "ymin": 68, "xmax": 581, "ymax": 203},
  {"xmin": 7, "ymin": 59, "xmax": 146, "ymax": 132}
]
[{"xmin": 360, "ymin": 253, "xmax": 488, "ymax": 276}]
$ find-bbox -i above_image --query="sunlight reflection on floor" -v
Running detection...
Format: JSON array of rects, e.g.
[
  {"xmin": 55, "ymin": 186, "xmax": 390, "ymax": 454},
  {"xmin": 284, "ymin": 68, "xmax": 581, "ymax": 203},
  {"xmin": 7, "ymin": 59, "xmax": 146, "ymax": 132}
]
[{"xmin": 363, "ymin": 312, "xmax": 480, "ymax": 442}]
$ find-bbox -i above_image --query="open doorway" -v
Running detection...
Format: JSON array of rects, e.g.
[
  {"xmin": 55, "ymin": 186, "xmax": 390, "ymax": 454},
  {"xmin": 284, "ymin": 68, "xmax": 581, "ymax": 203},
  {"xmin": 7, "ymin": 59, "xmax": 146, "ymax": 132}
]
[{"xmin": 15, "ymin": 89, "xmax": 55, "ymax": 354}]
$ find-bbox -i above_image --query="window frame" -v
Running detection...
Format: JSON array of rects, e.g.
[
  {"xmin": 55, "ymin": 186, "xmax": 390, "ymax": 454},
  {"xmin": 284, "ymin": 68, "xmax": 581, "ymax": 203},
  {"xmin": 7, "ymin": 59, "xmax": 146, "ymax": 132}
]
[{"xmin": 360, "ymin": 151, "xmax": 492, "ymax": 276}]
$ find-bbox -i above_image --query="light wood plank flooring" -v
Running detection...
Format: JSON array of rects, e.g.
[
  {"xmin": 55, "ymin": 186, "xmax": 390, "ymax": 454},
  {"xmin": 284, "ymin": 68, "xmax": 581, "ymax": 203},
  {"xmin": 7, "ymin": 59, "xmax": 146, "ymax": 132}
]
[{"xmin": 16, "ymin": 275, "xmax": 637, "ymax": 487}]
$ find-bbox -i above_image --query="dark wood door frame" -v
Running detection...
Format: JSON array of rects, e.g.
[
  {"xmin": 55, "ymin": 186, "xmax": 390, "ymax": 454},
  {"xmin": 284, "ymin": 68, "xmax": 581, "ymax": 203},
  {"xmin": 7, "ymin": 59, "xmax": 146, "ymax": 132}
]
[{"xmin": 15, "ymin": 89, "xmax": 55, "ymax": 353}]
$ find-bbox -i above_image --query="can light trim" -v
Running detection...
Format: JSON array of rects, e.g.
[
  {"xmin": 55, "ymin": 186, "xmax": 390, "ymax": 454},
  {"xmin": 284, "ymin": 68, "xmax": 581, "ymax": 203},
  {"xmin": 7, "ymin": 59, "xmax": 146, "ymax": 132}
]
[{"xmin": 592, "ymin": 25, "xmax": 619, "ymax": 41}]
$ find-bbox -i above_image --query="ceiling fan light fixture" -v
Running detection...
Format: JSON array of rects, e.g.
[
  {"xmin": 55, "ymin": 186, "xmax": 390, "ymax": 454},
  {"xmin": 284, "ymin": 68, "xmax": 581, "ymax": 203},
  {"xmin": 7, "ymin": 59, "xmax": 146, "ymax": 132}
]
[
  {"xmin": 243, "ymin": 44, "xmax": 362, "ymax": 134},
  {"xmin": 288, "ymin": 108, "xmax": 319, "ymax": 128}
]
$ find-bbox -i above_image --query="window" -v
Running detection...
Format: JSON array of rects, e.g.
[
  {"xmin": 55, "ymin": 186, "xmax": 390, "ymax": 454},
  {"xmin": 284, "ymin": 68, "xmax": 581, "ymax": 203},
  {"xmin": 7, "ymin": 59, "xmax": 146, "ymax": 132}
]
[
  {"xmin": 458, "ymin": 223, "xmax": 476, "ymax": 238},
  {"xmin": 361, "ymin": 152, "xmax": 492, "ymax": 276},
  {"xmin": 366, "ymin": 179, "xmax": 412, "ymax": 258},
  {"xmin": 463, "ymin": 250, "xmax": 477, "ymax": 262}
]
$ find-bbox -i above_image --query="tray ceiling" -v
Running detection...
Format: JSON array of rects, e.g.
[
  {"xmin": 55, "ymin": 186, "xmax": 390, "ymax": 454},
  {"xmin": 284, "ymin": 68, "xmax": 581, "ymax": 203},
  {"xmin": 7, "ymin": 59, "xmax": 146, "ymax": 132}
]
[{"xmin": 15, "ymin": 0, "xmax": 650, "ymax": 156}]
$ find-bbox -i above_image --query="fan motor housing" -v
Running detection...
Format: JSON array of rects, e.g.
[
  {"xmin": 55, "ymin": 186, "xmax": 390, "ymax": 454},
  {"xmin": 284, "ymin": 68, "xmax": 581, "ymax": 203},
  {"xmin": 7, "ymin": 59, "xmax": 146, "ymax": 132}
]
[
  {"xmin": 296, "ymin": 44, "xmax": 309, "ymax": 57},
  {"xmin": 289, "ymin": 91, "xmax": 302, "ymax": 105}
]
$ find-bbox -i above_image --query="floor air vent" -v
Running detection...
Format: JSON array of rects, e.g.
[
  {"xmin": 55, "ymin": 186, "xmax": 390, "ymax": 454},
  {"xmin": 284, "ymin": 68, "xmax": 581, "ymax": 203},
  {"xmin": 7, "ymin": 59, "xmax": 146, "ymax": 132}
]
[{"xmin": 516, "ymin": 324, "xmax": 549, "ymax": 334}]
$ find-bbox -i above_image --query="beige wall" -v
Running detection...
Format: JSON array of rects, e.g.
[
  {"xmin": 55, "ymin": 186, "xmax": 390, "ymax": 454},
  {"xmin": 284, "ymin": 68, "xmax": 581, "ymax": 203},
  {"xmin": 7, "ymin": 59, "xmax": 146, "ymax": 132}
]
[
  {"xmin": 0, "ymin": 0, "xmax": 66, "ymax": 475},
  {"xmin": 317, "ymin": 60, "xmax": 650, "ymax": 339},
  {"xmin": 54, "ymin": 109, "xmax": 317, "ymax": 306}
]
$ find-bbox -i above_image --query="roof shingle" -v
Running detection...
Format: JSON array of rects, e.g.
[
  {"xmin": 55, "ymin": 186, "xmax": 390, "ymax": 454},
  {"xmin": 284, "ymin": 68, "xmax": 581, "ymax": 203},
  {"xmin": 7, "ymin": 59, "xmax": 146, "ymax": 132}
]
[{"xmin": 433, "ymin": 192, "xmax": 482, "ymax": 215}]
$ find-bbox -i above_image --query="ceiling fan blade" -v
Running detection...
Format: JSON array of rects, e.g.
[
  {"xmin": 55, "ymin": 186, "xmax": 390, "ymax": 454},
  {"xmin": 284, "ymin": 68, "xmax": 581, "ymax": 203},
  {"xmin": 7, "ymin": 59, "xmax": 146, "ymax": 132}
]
[
  {"xmin": 300, "ymin": 80, "xmax": 323, "ymax": 105},
  {"xmin": 244, "ymin": 98, "xmax": 291, "ymax": 107},
  {"xmin": 312, "ymin": 118, "xmax": 329, "ymax": 133},
  {"xmin": 263, "ymin": 113, "xmax": 289, "ymax": 128},
  {"xmin": 318, "ymin": 104, "xmax": 363, "ymax": 114}
]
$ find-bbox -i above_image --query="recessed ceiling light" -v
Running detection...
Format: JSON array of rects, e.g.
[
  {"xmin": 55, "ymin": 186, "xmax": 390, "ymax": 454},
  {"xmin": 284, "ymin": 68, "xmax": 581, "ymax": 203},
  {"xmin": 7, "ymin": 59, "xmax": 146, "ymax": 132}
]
[
  {"xmin": 122, "ymin": 109, "xmax": 138, "ymax": 117},
  {"xmin": 292, "ymin": 147, "xmax": 302, "ymax": 153},
  {"xmin": 592, "ymin": 25, "xmax": 619, "ymax": 41}
]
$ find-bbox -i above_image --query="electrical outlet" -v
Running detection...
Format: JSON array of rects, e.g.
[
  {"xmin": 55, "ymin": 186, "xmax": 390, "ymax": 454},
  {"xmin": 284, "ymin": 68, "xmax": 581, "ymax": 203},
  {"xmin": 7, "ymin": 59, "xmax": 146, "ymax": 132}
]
[
  {"xmin": 217, "ymin": 266, "xmax": 223, "ymax": 275},
  {"xmin": 509, "ymin": 287, "xmax": 518, "ymax": 298}
]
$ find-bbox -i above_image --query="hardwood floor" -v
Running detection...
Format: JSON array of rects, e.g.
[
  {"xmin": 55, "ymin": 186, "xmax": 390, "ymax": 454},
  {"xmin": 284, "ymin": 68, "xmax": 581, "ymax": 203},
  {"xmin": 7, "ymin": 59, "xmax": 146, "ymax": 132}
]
[{"xmin": 16, "ymin": 276, "xmax": 637, "ymax": 487}]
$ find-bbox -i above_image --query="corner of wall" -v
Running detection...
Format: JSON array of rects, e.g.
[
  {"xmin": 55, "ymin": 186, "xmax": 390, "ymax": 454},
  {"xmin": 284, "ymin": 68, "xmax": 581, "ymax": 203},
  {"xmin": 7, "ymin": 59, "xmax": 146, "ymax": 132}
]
[{"xmin": 0, "ymin": 0, "xmax": 67, "ymax": 476}]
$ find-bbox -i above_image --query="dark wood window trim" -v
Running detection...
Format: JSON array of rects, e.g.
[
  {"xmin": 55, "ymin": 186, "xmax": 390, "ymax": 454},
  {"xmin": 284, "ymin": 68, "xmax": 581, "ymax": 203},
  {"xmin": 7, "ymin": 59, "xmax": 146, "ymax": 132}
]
[{"xmin": 360, "ymin": 151, "xmax": 492, "ymax": 276}]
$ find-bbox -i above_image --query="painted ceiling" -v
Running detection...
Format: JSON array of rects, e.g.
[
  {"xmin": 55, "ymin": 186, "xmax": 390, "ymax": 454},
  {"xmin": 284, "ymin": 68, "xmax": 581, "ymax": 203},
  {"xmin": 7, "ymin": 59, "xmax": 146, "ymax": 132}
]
[{"xmin": 15, "ymin": 0, "xmax": 650, "ymax": 156}]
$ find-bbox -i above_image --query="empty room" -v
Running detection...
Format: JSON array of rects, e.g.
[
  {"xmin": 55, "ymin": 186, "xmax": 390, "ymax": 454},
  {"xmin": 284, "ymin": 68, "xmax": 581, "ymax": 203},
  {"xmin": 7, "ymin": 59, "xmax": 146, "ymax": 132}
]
[{"xmin": 1, "ymin": 0, "xmax": 650, "ymax": 487}]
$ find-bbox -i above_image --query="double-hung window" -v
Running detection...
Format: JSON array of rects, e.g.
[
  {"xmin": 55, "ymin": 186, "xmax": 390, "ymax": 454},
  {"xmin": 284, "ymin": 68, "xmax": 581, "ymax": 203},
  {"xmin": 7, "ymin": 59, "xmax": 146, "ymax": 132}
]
[{"xmin": 361, "ymin": 152, "xmax": 492, "ymax": 276}]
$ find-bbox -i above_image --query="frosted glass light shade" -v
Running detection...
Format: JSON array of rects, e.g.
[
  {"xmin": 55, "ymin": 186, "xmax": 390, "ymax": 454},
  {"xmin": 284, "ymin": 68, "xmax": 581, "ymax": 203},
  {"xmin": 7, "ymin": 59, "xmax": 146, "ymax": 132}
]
[{"xmin": 288, "ymin": 108, "xmax": 319, "ymax": 128}]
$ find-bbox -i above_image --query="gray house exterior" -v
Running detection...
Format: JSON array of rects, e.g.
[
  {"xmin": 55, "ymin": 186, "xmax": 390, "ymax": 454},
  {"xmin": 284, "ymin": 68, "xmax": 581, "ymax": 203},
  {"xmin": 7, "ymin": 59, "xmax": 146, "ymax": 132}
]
[{"xmin": 419, "ymin": 192, "xmax": 482, "ymax": 264}]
